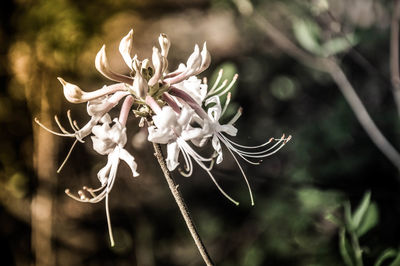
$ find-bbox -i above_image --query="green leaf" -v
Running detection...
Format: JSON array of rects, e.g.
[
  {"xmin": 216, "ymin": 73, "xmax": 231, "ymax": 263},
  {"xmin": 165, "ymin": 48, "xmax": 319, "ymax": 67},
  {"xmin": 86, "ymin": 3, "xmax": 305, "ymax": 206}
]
[
  {"xmin": 321, "ymin": 34, "xmax": 358, "ymax": 57},
  {"xmin": 292, "ymin": 18, "xmax": 322, "ymax": 55},
  {"xmin": 356, "ymin": 202, "xmax": 379, "ymax": 237},
  {"xmin": 352, "ymin": 191, "xmax": 371, "ymax": 230},
  {"xmin": 389, "ymin": 251, "xmax": 400, "ymax": 266},
  {"xmin": 339, "ymin": 227, "xmax": 355, "ymax": 266},
  {"xmin": 344, "ymin": 201, "xmax": 354, "ymax": 231},
  {"xmin": 374, "ymin": 249, "xmax": 397, "ymax": 266}
]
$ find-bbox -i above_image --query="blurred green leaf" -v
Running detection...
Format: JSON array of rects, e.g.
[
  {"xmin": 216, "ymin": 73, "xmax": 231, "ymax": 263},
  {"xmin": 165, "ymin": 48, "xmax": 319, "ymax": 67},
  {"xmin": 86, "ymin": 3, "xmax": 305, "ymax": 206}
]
[
  {"xmin": 293, "ymin": 18, "xmax": 322, "ymax": 55},
  {"xmin": 389, "ymin": 252, "xmax": 400, "ymax": 266},
  {"xmin": 344, "ymin": 201, "xmax": 354, "ymax": 231},
  {"xmin": 356, "ymin": 202, "xmax": 379, "ymax": 237},
  {"xmin": 322, "ymin": 34, "xmax": 358, "ymax": 57},
  {"xmin": 374, "ymin": 249, "xmax": 397, "ymax": 266},
  {"xmin": 339, "ymin": 227, "xmax": 355, "ymax": 266},
  {"xmin": 352, "ymin": 191, "xmax": 371, "ymax": 230},
  {"xmin": 269, "ymin": 75, "xmax": 297, "ymax": 101}
]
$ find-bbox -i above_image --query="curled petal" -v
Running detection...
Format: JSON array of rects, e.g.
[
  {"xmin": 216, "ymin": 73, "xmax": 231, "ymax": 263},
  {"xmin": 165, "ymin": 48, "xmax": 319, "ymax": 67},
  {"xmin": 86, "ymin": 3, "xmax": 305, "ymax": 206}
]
[
  {"xmin": 97, "ymin": 153, "xmax": 114, "ymax": 185},
  {"xmin": 119, "ymin": 148, "xmax": 139, "ymax": 177},
  {"xmin": 95, "ymin": 45, "xmax": 134, "ymax": 84},
  {"xmin": 158, "ymin": 33, "xmax": 170, "ymax": 57},
  {"xmin": 194, "ymin": 42, "xmax": 211, "ymax": 75},
  {"xmin": 186, "ymin": 45, "xmax": 201, "ymax": 74},
  {"xmin": 166, "ymin": 142, "xmax": 180, "ymax": 171},
  {"xmin": 119, "ymin": 29, "xmax": 135, "ymax": 70},
  {"xmin": 212, "ymin": 135, "xmax": 223, "ymax": 164},
  {"xmin": 148, "ymin": 47, "xmax": 163, "ymax": 86}
]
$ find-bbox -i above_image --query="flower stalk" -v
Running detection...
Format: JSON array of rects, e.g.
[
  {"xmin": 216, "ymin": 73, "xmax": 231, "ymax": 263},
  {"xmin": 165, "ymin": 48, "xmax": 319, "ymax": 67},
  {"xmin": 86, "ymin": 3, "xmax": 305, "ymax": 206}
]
[{"xmin": 152, "ymin": 142, "xmax": 214, "ymax": 266}]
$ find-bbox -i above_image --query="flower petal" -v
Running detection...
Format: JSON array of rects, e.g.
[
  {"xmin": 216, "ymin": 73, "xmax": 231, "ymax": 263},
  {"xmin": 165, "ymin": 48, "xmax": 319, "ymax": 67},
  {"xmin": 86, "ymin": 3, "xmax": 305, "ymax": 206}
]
[{"xmin": 119, "ymin": 148, "xmax": 139, "ymax": 177}]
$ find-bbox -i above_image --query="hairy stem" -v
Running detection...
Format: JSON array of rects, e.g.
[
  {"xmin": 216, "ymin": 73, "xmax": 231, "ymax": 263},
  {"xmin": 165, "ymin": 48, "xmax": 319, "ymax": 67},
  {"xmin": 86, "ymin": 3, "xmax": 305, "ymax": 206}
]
[{"xmin": 152, "ymin": 143, "xmax": 214, "ymax": 266}]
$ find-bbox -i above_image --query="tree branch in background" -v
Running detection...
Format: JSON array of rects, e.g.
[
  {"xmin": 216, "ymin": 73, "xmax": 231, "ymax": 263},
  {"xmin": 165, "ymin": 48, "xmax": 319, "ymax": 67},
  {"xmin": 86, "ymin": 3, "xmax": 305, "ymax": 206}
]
[
  {"xmin": 249, "ymin": 11, "xmax": 400, "ymax": 172},
  {"xmin": 390, "ymin": 0, "xmax": 400, "ymax": 116}
]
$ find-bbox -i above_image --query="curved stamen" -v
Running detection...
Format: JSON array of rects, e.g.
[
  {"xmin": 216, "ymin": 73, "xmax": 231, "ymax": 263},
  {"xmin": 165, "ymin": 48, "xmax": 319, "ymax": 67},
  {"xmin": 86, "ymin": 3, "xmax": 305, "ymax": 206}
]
[
  {"xmin": 34, "ymin": 117, "xmax": 75, "ymax": 138},
  {"xmin": 215, "ymin": 74, "xmax": 238, "ymax": 97},
  {"xmin": 207, "ymin": 69, "xmax": 223, "ymax": 96},
  {"xmin": 57, "ymin": 139, "xmax": 78, "ymax": 173}
]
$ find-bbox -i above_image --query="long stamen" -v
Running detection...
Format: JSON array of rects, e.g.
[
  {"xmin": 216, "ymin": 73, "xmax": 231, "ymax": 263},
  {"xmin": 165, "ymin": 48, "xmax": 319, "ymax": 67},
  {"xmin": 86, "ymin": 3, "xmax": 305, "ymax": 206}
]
[
  {"xmin": 221, "ymin": 92, "xmax": 232, "ymax": 117},
  {"xmin": 226, "ymin": 145, "xmax": 254, "ymax": 206},
  {"xmin": 105, "ymin": 192, "xmax": 115, "ymax": 247},
  {"xmin": 57, "ymin": 139, "xmax": 78, "ymax": 173},
  {"xmin": 207, "ymin": 69, "xmax": 223, "ymax": 96},
  {"xmin": 67, "ymin": 110, "xmax": 80, "ymax": 131},
  {"xmin": 34, "ymin": 117, "xmax": 75, "ymax": 138},
  {"xmin": 210, "ymin": 79, "xmax": 227, "ymax": 95},
  {"xmin": 225, "ymin": 136, "xmax": 274, "ymax": 149},
  {"xmin": 176, "ymin": 139, "xmax": 239, "ymax": 205},
  {"xmin": 228, "ymin": 107, "xmax": 242, "ymax": 125},
  {"xmin": 215, "ymin": 74, "xmax": 238, "ymax": 97},
  {"xmin": 54, "ymin": 115, "xmax": 71, "ymax": 134}
]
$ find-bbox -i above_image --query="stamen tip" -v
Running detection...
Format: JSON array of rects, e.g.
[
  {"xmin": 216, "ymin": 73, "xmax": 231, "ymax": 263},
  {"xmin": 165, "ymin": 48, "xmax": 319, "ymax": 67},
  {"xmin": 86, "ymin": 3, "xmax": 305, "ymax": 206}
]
[{"xmin": 65, "ymin": 188, "xmax": 70, "ymax": 194}]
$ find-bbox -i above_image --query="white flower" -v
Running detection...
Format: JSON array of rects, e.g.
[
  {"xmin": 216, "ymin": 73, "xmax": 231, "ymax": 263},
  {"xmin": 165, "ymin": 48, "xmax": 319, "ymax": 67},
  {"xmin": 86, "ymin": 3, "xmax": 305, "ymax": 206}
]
[
  {"xmin": 175, "ymin": 76, "xmax": 208, "ymax": 106},
  {"xmin": 66, "ymin": 116, "xmax": 139, "ymax": 246},
  {"xmin": 147, "ymin": 103, "xmax": 239, "ymax": 205},
  {"xmin": 148, "ymin": 105, "xmax": 204, "ymax": 170}
]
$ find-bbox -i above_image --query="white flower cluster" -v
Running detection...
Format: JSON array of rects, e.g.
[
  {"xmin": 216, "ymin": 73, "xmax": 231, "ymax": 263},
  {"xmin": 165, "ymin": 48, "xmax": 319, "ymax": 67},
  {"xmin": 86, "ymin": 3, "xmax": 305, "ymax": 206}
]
[{"xmin": 36, "ymin": 30, "xmax": 291, "ymax": 246}]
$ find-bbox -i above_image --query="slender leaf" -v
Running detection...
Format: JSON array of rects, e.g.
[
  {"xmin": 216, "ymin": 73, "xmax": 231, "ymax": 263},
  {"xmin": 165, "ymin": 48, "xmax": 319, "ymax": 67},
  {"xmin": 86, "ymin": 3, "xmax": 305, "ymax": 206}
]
[
  {"xmin": 293, "ymin": 18, "xmax": 322, "ymax": 55},
  {"xmin": 322, "ymin": 34, "xmax": 358, "ymax": 57},
  {"xmin": 339, "ymin": 227, "xmax": 355, "ymax": 266},
  {"xmin": 389, "ymin": 251, "xmax": 400, "ymax": 266},
  {"xmin": 374, "ymin": 249, "xmax": 397, "ymax": 266},
  {"xmin": 356, "ymin": 202, "xmax": 379, "ymax": 237},
  {"xmin": 344, "ymin": 201, "xmax": 354, "ymax": 231},
  {"xmin": 352, "ymin": 191, "xmax": 371, "ymax": 230}
]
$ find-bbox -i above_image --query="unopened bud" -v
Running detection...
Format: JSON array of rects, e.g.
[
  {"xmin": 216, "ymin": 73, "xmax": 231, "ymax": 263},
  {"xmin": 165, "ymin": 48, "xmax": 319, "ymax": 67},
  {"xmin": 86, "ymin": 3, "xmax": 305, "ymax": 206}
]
[
  {"xmin": 58, "ymin": 77, "xmax": 85, "ymax": 103},
  {"xmin": 132, "ymin": 59, "xmax": 148, "ymax": 98}
]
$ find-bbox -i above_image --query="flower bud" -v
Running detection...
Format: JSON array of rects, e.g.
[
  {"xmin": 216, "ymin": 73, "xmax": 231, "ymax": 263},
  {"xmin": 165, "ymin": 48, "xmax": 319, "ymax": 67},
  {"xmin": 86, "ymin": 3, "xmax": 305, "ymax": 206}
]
[
  {"xmin": 58, "ymin": 77, "xmax": 85, "ymax": 103},
  {"xmin": 119, "ymin": 29, "xmax": 134, "ymax": 69},
  {"xmin": 132, "ymin": 59, "xmax": 148, "ymax": 98}
]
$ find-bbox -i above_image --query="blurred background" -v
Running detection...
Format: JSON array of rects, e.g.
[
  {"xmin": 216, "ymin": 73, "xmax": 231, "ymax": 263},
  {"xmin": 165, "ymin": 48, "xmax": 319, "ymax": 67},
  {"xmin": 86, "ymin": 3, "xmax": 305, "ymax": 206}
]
[{"xmin": 1, "ymin": 0, "xmax": 400, "ymax": 265}]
